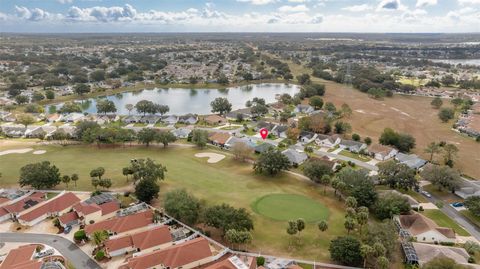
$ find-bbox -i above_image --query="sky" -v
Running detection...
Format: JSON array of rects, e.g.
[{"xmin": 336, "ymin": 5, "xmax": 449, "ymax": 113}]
[{"xmin": 0, "ymin": 0, "xmax": 479, "ymax": 33}]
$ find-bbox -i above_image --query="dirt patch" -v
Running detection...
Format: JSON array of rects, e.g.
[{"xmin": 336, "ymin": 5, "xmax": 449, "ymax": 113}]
[
  {"xmin": 33, "ymin": 150, "xmax": 47, "ymax": 155},
  {"xmin": 0, "ymin": 148, "xmax": 33, "ymax": 156},
  {"xmin": 194, "ymin": 152, "xmax": 226, "ymax": 163}
]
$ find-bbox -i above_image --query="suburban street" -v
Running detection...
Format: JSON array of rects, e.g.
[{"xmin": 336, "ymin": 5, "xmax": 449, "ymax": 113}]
[{"xmin": 0, "ymin": 232, "xmax": 101, "ymax": 269}]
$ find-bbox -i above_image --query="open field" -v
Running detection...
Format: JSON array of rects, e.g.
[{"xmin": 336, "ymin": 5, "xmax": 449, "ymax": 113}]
[
  {"xmin": 0, "ymin": 142, "xmax": 347, "ymax": 261},
  {"xmin": 422, "ymin": 209, "xmax": 470, "ymax": 236},
  {"xmin": 287, "ymin": 60, "xmax": 480, "ymax": 179}
]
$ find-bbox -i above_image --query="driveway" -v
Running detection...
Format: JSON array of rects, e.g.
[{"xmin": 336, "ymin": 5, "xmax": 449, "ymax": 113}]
[
  {"xmin": 0, "ymin": 232, "xmax": 101, "ymax": 269},
  {"xmin": 314, "ymin": 150, "xmax": 378, "ymax": 171}
]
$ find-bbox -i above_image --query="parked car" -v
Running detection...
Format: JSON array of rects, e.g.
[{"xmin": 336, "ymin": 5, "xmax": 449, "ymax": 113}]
[
  {"xmin": 452, "ymin": 202, "xmax": 464, "ymax": 208},
  {"xmin": 35, "ymin": 249, "xmax": 54, "ymax": 258},
  {"xmin": 421, "ymin": 191, "xmax": 432, "ymax": 198},
  {"xmin": 64, "ymin": 225, "xmax": 72, "ymax": 234}
]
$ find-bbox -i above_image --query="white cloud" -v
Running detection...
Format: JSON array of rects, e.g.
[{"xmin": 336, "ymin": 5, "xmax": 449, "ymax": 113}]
[
  {"xmin": 342, "ymin": 4, "xmax": 373, "ymax": 12},
  {"xmin": 288, "ymin": 0, "xmax": 310, "ymax": 2},
  {"xmin": 416, "ymin": 0, "xmax": 437, "ymax": 8},
  {"xmin": 15, "ymin": 6, "xmax": 51, "ymax": 21},
  {"xmin": 458, "ymin": 0, "xmax": 480, "ymax": 5},
  {"xmin": 236, "ymin": 0, "xmax": 277, "ymax": 5},
  {"xmin": 278, "ymin": 4, "xmax": 309, "ymax": 13},
  {"xmin": 57, "ymin": 0, "xmax": 74, "ymax": 4},
  {"xmin": 66, "ymin": 4, "xmax": 137, "ymax": 22}
]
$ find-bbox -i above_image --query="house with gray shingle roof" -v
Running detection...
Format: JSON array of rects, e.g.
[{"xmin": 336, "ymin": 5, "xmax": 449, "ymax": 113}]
[{"xmin": 282, "ymin": 148, "xmax": 308, "ymax": 166}]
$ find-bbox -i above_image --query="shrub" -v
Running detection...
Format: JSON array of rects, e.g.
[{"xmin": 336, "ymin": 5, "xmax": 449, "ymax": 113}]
[
  {"xmin": 440, "ymin": 242, "xmax": 455, "ymax": 246},
  {"xmin": 95, "ymin": 250, "xmax": 105, "ymax": 261},
  {"xmin": 89, "ymin": 220, "xmax": 95, "ymax": 224},
  {"xmin": 419, "ymin": 206, "xmax": 424, "ymax": 211},
  {"xmin": 469, "ymin": 256, "xmax": 475, "ymax": 263},
  {"xmin": 74, "ymin": 230, "xmax": 86, "ymax": 242},
  {"xmin": 256, "ymin": 256, "xmax": 265, "ymax": 266}
]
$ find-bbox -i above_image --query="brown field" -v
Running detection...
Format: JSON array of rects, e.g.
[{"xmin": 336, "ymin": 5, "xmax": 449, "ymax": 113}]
[{"xmin": 288, "ymin": 60, "xmax": 480, "ymax": 179}]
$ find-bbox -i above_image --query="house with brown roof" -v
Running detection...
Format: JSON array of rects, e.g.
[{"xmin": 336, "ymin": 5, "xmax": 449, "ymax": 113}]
[
  {"xmin": 0, "ymin": 192, "xmax": 46, "ymax": 223},
  {"xmin": 208, "ymin": 132, "xmax": 232, "ymax": 148},
  {"xmin": 104, "ymin": 225, "xmax": 173, "ymax": 257},
  {"xmin": 0, "ymin": 244, "xmax": 42, "ymax": 269},
  {"xmin": 85, "ymin": 210, "xmax": 154, "ymax": 237},
  {"xmin": 203, "ymin": 114, "xmax": 228, "ymax": 126},
  {"xmin": 395, "ymin": 213, "xmax": 456, "ymax": 243},
  {"xmin": 121, "ymin": 237, "xmax": 213, "ymax": 269},
  {"xmin": 17, "ymin": 192, "xmax": 80, "ymax": 226},
  {"xmin": 201, "ymin": 254, "xmax": 254, "ymax": 269},
  {"xmin": 413, "ymin": 242, "xmax": 480, "ymax": 268},
  {"xmin": 368, "ymin": 144, "xmax": 398, "ymax": 161}
]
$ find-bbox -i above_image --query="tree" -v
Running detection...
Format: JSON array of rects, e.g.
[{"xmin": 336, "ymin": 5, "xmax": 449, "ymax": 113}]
[
  {"xmin": 329, "ymin": 236, "xmax": 362, "ymax": 266},
  {"xmin": 128, "ymin": 158, "xmax": 167, "ymax": 184},
  {"xmin": 351, "ymin": 133, "xmax": 360, "ymax": 141},
  {"xmin": 318, "ymin": 220, "xmax": 328, "ymax": 232},
  {"xmin": 441, "ymin": 75, "xmax": 456, "ymax": 86},
  {"xmin": 345, "ymin": 196, "xmax": 358, "ymax": 209},
  {"xmin": 296, "ymin": 73, "xmax": 311, "ymax": 85},
  {"xmin": 98, "ymin": 178, "xmax": 112, "ymax": 190},
  {"xmin": 210, "ymin": 97, "xmax": 232, "ymax": 116},
  {"xmin": 421, "ymin": 164, "xmax": 460, "ymax": 192},
  {"xmin": 341, "ymin": 103, "xmax": 352, "ymax": 118},
  {"xmin": 92, "ymin": 230, "xmax": 109, "ymax": 247},
  {"xmin": 45, "ymin": 90, "xmax": 55, "ymax": 100},
  {"xmin": 71, "ymin": 173, "xmax": 79, "ymax": 187},
  {"xmin": 250, "ymin": 103, "xmax": 268, "ymax": 118},
  {"xmin": 19, "ymin": 161, "xmax": 61, "ymax": 189},
  {"xmin": 364, "ymin": 137, "xmax": 372, "ymax": 145},
  {"xmin": 451, "ymin": 98, "xmax": 464, "ymax": 109},
  {"xmin": 89, "ymin": 167, "xmax": 105, "ymax": 180},
  {"xmin": 425, "ymin": 142, "xmax": 441, "ymax": 162},
  {"xmin": 465, "ymin": 196, "xmax": 480, "ymax": 217},
  {"xmin": 61, "ymin": 175, "xmax": 71, "ymax": 188},
  {"xmin": 377, "ymin": 160, "xmax": 417, "ymax": 190},
  {"xmin": 362, "ymin": 220, "xmax": 397, "ymax": 258},
  {"xmin": 373, "ymin": 192, "xmax": 411, "ymax": 220},
  {"xmin": 309, "ymin": 96, "xmax": 323, "ymax": 110},
  {"xmin": 96, "ymin": 99, "xmax": 117, "ymax": 114},
  {"xmin": 225, "ymin": 229, "xmax": 252, "ymax": 250},
  {"xmin": 138, "ymin": 128, "xmax": 157, "ymax": 147},
  {"xmin": 16, "ymin": 114, "xmax": 35, "ymax": 128},
  {"xmin": 303, "ymin": 160, "xmax": 332, "ymax": 187},
  {"xmin": 296, "ymin": 218, "xmax": 305, "ymax": 234},
  {"xmin": 379, "ymin": 128, "xmax": 415, "ymax": 152},
  {"xmin": 15, "ymin": 95, "xmax": 28, "ymax": 104},
  {"xmin": 253, "ymin": 148, "xmax": 290, "ymax": 176},
  {"xmin": 360, "ymin": 244, "xmax": 374, "ymax": 268},
  {"xmin": 422, "ymin": 257, "xmax": 469, "ymax": 269},
  {"xmin": 59, "ymin": 102, "xmax": 82, "ymax": 114},
  {"xmin": 164, "ymin": 189, "xmax": 201, "ymax": 225},
  {"xmin": 156, "ymin": 131, "xmax": 176, "ymax": 147},
  {"xmin": 90, "ymin": 70, "xmax": 106, "ymax": 82},
  {"xmin": 91, "ymin": 178, "xmax": 100, "ymax": 190},
  {"xmin": 232, "ymin": 142, "xmax": 253, "ymax": 162},
  {"xmin": 125, "ymin": 104, "xmax": 134, "ymax": 115},
  {"xmin": 135, "ymin": 100, "xmax": 156, "ymax": 116},
  {"xmin": 344, "ymin": 217, "xmax": 356, "ymax": 234},
  {"xmin": 204, "ymin": 203, "xmax": 254, "ymax": 234},
  {"xmin": 334, "ymin": 121, "xmax": 351, "ymax": 134},
  {"xmin": 286, "ymin": 128, "xmax": 300, "ymax": 141},
  {"xmin": 443, "ymin": 143, "xmax": 459, "ymax": 167},
  {"xmin": 191, "ymin": 129, "xmax": 209, "ymax": 148},
  {"xmin": 135, "ymin": 179, "xmax": 160, "ymax": 204},
  {"xmin": 324, "ymin": 102, "xmax": 336, "ymax": 113},
  {"xmin": 336, "ymin": 168, "xmax": 377, "ymax": 207},
  {"xmin": 439, "ymin": 108, "xmax": 455, "ymax": 122},
  {"xmin": 376, "ymin": 256, "xmax": 389, "ymax": 269},
  {"xmin": 464, "ymin": 240, "xmax": 480, "ymax": 255},
  {"xmin": 286, "ymin": 220, "xmax": 298, "ymax": 246},
  {"xmin": 320, "ymin": 175, "xmax": 331, "ymax": 194},
  {"xmin": 155, "ymin": 104, "xmax": 169, "ymax": 116},
  {"xmin": 74, "ymin": 83, "xmax": 90, "ymax": 95},
  {"xmin": 431, "ymin": 97, "xmax": 443, "ymax": 109}
]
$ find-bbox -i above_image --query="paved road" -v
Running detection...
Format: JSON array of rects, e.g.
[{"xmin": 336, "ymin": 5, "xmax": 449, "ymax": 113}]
[
  {"xmin": 0, "ymin": 232, "xmax": 101, "ymax": 269},
  {"xmin": 314, "ymin": 150, "xmax": 379, "ymax": 171}
]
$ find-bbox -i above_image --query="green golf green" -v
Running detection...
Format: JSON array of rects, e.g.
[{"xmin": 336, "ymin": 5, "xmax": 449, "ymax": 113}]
[{"xmin": 252, "ymin": 193, "xmax": 329, "ymax": 222}]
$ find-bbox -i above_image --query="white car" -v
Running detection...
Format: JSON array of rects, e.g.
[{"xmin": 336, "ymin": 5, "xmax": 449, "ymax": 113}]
[{"xmin": 421, "ymin": 191, "xmax": 432, "ymax": 198}]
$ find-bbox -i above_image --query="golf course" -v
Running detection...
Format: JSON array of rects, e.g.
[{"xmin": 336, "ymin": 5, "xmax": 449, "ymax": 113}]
[{"xmin": 0, "ymin": 141, "xmax": 347, "ymax": 260}]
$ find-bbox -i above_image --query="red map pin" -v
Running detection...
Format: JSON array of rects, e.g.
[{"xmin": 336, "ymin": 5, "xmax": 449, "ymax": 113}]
[{"xmin": 260, "ymin": 128, "xmax": 268, "ymax": 140}]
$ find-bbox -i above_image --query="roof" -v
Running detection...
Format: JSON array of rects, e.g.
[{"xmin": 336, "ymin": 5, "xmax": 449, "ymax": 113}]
[
  {"xmin": 398, "ymin": 213, "xmax": 455, "ymax": 239},
  {"xmin": 208, "ymin": 132, "xmax": 231, "ymax": 145},
  {"xmin": 85, "ymin": 210, "xmax": 153, "ymax": 235},
  {"xmin": 282, "ymin": 149, "xmax": 308, "ymax": 164},
  {"xmin": 369, "ymin": 144, "xmax": 396, "ymax": 155},
  {"xmin": 58, "ymin": 211, "xmax": 79, "ymax": 225},
  {"xmin": 203, "ymin": 255, "xmax": 251, "ymax": 269},
  {"xmin": 99, "ymin": 201, "xmax": 120, "ymax": 215},
  {"xmin": 340, "ymin": 139, "xmax": 365, "ymax": 148},
  {"xmin": 204, "ymin": 114, "xmax": 227, "ymax": 123},
  {"xmin": 395, "ymin": 153, "xmax": 427, "ymax": 169},
  {"xmin": 124, "ymin": 237, "xmax": 212, "ymax": 269},
  {"xmin": 254, "ymin": 143, "xmax": 274, "ymax": 153},
  {"xmin": 18, "ymin": 192, "xmax": 80, "ymax": 223},
  {"xmin": 105, "ymin": 225, "xmax": 173, "ymax": 252},
  {"xmin": 3, "ymin": 192, "xmax": 46, "ymax": 215},
  {"xmin": 413, "ymin": 242, "xmax": 474, "ymax": 266},
  {"xmin": 0, "ymin": 244, "xmax": 42, "ymax": 269}
]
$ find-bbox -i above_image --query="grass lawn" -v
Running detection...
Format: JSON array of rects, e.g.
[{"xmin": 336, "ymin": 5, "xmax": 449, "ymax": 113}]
[
  {"xmin": 375, "ymin": 185, "xmax": 429, "ymax": 203},
  {"xmin": 0, "ymin": 142, "xmax": 347, "ymax": 261},
  {"xmin": 423, "ymin": 184, "xmax": 461, "ymax": 203},
  {"xmin": 422, "ymin": 209, "xmax": 470, "ymax": 236},
  {"xmin": 219, "ymin": 125, "xmax": 241, "ymax": 130},
  {"xmin": 460, "ymin": 210, "xmax": 480, "ymax": 228},
  {"xmin": 338, "ymin": 150, "xmax": 371, "ymax": 162}
]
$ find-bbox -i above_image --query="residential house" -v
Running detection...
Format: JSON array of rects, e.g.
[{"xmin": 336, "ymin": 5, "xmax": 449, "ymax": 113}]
[
  {"xmin": 17, "ymin": 192, "xmax": 80, "ymax": 226},
  {"xmin": 84, "ymin": 210, "xmax": 154, "ymax": 237},
  {"xmin": 395, "ymin": 153, "xmax": 427, "ymax": 170},
  {"xmin": 62, "ymin": 113, "xmax": 85, "ymax": 123},
  {"xmin": 171, "ymin": 128, "xmax": 192, "ymax": 139},
  {"xmin": 226, "ymin": 108, "xmax": 252, "ymax": 121},
  {"xmin": 224, "ymin": 136, "xmax": 256, "ymax": 149},
  {"xmin": 255, "ymin": 121, "xmax": 277, "ymax": 132},
  {"xmin": 395, "ymin": 213, "xmax": 456, "ymax": 243},
  {"xmin": 0, "ymin": 244, "xmax": 43, "ymax": 269},
  {"xmin": 340, "ymin": 139, "xmax": 367, "ymax": 153},
  {"xmin": 315, "ymin": 134, "xmax": 341, "ymax": 148},
  {"xmin": 294, "ymin": 104, "xmax": 315, "ymax": 114},
  {"xmin": 121, "ymin": 237, "xmax": 213, "ymax": 269},
  {"xmin": 0, "ymin": 192, "xmax": 46, "ymax": 222},
  {"xmin": 123, "ymin": 115, "xmax": 142, "ymax": 124},
  {"xmin": 282, "ymin": 148, "xmax": 308, "ymax": 166},
  {"xmin": 208, "ymin": 132, "xmax": 232, "ymax": 148},
  {"xmin": 299, "ymin": 131, "xmax": 317, "ymax": 144},
  {"xmin": 369, "ymin": 144, "xmax": 398, "ymax": 161},
  {"xmin": 47, "ymin": 113, "xmax": 62, "ymax": 123},
  {"xmin": 203, "ymin": 114, "xmax": 228, "ymax": 126},
  {"xmin": 272, "ymin": 125, "xmax": 288, "ymax": 138},
  {"xmin": 162, "ymin": 115, "xmax": 178, "ymax": 125},
  {"xmin": 413, "ymin": 242, "xmax": 480, "ymax": 268},
  {"xmin": 105, "ymin": 225, "xmax": 173, "ymax": 257},
  {"xmin": 140, "ymin": 115, "xmax": 161, "ymax": 124},
  {"xmin": 254, "ymin": 143, "xmax": 275, "ymax": 154},
  {"xmin": 59, "ymin": 200, "xmax": 119, "ymax": 228},
  {"xmin": 307, "ymin": 156, "xmax": 338, "ymax": 172},
  {"xmin": 55, "ymin": 125, "xmax": 77, "ymax": 138},
  {"xmin": 25, "ymin": 126, "xmax": 57, "ymax": 138},
  {"xmin": 202, "ymin": 255, "xmax": 254, "ymax": 269},
  {"xmin": 1, "ymin": 124, "xmax": 26, "ymax": 137},
  {"xmin": 178, "ymin": 114, "xmax": 198, "ymax": 125}
]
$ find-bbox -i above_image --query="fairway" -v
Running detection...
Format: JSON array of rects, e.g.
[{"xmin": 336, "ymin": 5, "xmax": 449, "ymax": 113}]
[
  {"xmin": 252, "ymin": 194, "xmax": 329, "ymax": 222},
  {"xmin": 0, "ymin": 142, "xmax": 347, "ymax": 261}
]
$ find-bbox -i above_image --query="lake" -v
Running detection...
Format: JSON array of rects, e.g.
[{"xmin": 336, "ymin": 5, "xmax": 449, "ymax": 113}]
[
  {"xmin": 430, "ymin": 59, "xmax": 480, "ymax": 66},
  {"xmin": 47, "ymin": 83, "xmax": 300, "ymax": 115}
]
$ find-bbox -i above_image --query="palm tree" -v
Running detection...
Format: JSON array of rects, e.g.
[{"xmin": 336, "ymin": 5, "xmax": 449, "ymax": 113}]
[
  {"xmin": 92, "ymin": 230, "xmax": 109, "ymax": 247},
  {"xmin": 318, "ymin": 220, "xmax": 328, "ymax": 233},
  {"xmin": 424, "ymin": 142, "xmax": 441, "ymax": 162},
  {"xmin": 360, "ymin": 244, "xmax": 374, "ymax": 268}
]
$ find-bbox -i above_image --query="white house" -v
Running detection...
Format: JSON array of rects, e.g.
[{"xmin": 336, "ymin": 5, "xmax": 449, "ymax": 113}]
[
  {"xmin": 369, "ymin": 144, "xmax": 398, "ymax": 161},
  {"xmin": 315, "ymin": 134, "xmax": 341, "ymax": 148},
  {"xmin": 395, "ymin": 214, "xmax": 456, "ymax": 243}
]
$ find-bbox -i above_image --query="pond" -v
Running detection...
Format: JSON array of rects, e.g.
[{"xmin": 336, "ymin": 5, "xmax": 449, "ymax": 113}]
[{"xmin": 47, "ymin": 83, "xmax": 300, "ymax": 115}]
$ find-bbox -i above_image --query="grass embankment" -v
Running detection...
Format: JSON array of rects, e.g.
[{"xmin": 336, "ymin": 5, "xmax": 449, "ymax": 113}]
[{"xmin": 0, "ymin": 143, "xmax": 346, "ymax": 261}]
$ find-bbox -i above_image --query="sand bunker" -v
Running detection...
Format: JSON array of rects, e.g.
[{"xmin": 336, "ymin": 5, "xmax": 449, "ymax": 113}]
[
  {"xmin": 33, "ymin": 150, "xmax": 47, "ymax": 155},
  {"xmin": 0, "ymin": 148, "xmax": 33, "ymax": 156},
  {"xmin": 195, "ymin": 152, "xmax": 226, "ymax": 163}
]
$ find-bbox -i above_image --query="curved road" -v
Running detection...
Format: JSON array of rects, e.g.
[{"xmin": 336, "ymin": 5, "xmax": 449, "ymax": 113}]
[{"xmin": 0, "ymin": 232, "xmax": 101, "ymax": 269}]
